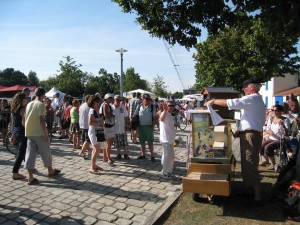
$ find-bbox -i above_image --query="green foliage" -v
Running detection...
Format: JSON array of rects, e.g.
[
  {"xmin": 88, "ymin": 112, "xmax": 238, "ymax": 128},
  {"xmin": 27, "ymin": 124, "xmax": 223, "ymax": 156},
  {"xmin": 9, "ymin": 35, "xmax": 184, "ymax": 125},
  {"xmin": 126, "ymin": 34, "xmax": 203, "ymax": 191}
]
[
  {"xmin": 113, "ymin": 0, "xmax": 300, "ymax": 49},
  {"xmin": 0, "ymin": 68, "xmax": 28, "ymax": 86},
  {"xmin": 54, "ymin": 56, "xmax": 86, "ymax": 96},
  {"xmin": 173, "ymin": 91, "xmax": 183, "ymax": 99},
  {"xmin": 194, "ymin": 19, "xmax": 300, "ymax": 91},
  {"xmin": 27, "ymin": 70, "xmax": 39, "ymax": 86},
  {"xmin": 151, "ymin": 74, "xmax": 169, "ymax": 97},
  {"xmin": 123, "ymin": 67, "xmax": 148, "ymax": 91}
]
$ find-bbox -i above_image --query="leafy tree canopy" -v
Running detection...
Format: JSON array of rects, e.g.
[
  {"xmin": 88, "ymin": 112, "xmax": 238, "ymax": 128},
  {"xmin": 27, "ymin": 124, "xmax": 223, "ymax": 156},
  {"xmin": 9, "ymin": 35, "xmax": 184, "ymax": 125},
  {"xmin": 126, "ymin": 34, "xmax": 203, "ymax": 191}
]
[
  {"xmin": 194, "ymin": 18, "xmax": 300, "ymax": 91},
  {"xmin": 0, "ymin": 68, "xmax": 28, "ymax": 86},
  {"xmin": 151, "ymin": 74, "xmax": 169, "ymax": 97},
  {"xmin": 123, "ymin": 67, "xmax": 148, "ymax": 91},
  {"xmin": 27, "ymin": 70, "xmax": 40, "ymax": 86},
  {"xmin": 113, "ymin": 0, "xmax": 300, "ymax": 49},
  {"xmin": 53, "ymin": 56, "xmax": 87, "ymax": 97}
]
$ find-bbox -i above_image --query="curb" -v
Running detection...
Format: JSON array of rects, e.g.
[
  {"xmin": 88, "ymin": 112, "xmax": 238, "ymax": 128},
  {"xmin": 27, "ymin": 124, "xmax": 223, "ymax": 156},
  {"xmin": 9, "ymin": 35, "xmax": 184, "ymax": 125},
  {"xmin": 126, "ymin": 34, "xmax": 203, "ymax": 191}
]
[{"xmin": 143, "ymin": 190, "xmax": 183, "ymax": 225}]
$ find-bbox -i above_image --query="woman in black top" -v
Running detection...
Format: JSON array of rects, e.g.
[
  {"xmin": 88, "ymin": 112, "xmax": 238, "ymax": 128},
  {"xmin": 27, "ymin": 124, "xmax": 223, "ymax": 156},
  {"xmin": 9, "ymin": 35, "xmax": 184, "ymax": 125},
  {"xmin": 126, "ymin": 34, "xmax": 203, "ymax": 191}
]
[{"xmin": 10, "ymin": 92, "xmax": 28, "ymax": 180}]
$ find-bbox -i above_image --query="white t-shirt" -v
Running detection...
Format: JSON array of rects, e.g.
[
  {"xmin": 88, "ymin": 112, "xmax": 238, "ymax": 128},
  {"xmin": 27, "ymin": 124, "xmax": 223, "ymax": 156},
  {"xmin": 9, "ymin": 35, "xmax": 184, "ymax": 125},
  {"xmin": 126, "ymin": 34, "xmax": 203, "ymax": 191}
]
[
  {"xmin": 79, "ymin": 102, "xmax": 90, "ymax": 129},
  {"xmin": 227, "ymin": 93, "xmax": 266, "ymax": 132},
  {"xmin": 112, "ymin": 104, "xmax": 128, "ymax": 134},
  {"xmin": 159, "ymin": 111, "xmax": 176, "ymax": 144},
  {"xmin": 267, "ymin": 117, "xmax": 290, "ymax": 140}
]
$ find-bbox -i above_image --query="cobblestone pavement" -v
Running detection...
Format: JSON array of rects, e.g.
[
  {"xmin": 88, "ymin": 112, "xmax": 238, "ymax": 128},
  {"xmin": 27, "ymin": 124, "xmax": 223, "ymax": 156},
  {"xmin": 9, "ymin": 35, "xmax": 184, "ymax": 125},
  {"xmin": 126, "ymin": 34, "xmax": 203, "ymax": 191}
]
[{"xmin": 0, "ymin": 125, "xmax": 192, "ymax": 225}]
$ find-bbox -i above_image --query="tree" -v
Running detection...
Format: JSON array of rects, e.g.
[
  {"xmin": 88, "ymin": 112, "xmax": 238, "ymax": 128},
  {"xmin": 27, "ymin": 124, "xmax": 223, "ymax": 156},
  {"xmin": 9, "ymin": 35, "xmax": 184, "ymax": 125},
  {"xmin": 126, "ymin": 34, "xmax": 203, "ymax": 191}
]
[
  {"xmin": 113, "ymin": 0, "xmax": 300, "ymax": 49},
  {"xmin": 151, "ymin": 75, "xmax": 168, "ymax": 97},
  {"xmin": 172, "ymin": 91, "xmax": 183, "ymax": 99},
  {"xmin": 54, "ymin": 56, "xmax": 87, "ymax": 97},
  {"xmin": 123, "ymin": 67, "xmax": 148, "ymax": 91},
  {"xmin": 194, "ymin": 19, "xmax": 300, "ymax": 91},
  {"xmin": 27, "ymin": 70, "xmax": 39, "ymax": 86},
  {"xmin": 0, "ymin": 68, "xmax": 28, "ymax": 86}
]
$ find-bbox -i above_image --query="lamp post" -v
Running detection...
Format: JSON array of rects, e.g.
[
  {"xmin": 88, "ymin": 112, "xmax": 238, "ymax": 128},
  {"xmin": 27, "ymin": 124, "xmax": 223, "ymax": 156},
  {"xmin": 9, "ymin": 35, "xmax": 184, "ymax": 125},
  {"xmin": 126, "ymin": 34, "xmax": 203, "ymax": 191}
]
[{"xmin": 115, "ymin": 48, "xmax": 128, "ymax": 96}]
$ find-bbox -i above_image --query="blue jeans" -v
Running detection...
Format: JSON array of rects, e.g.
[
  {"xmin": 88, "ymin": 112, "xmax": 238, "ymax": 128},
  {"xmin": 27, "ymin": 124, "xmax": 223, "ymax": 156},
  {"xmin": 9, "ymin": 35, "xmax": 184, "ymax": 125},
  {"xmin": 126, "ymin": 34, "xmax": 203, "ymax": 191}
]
[{"xmin": 12, "ymin": 131, "xmax": 27, "ymax": 174}]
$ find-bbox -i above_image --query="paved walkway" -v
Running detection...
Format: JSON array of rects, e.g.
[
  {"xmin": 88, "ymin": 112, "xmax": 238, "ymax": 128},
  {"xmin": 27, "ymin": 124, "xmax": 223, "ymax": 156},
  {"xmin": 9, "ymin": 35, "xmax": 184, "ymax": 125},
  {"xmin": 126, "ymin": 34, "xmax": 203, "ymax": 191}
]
[{"xmin": 0, "ymin": 126, "xmax": 191, "ymax": 225}]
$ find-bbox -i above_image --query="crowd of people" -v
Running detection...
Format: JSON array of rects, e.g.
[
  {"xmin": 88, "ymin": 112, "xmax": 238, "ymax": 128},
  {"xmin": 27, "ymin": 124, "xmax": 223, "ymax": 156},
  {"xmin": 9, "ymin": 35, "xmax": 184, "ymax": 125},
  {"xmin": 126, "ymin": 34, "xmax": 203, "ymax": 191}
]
[
  {"xmin": 1, "ymin": 88, "xmax": 193, "ymax": 184},
  {"xmin": 2, "ymin": 86, "xmax": 299, "ymax": 191}
]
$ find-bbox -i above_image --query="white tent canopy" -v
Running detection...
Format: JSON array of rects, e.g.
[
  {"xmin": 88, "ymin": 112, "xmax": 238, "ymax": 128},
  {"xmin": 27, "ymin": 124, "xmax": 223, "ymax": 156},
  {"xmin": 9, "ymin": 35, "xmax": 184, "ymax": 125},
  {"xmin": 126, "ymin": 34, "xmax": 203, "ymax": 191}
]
[
  {"xmin": 45, "ymin": 87, "xmax": 65, "ymax": 98},
  {"xmin": 127, "ymin": 89, "xmax": 156, "ymax": 99}
]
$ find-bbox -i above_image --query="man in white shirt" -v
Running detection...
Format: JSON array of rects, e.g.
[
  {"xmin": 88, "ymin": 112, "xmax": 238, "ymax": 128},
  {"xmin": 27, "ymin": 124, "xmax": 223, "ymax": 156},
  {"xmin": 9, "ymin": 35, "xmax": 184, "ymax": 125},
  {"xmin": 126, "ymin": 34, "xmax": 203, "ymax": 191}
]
[
  {"xmin": 79, "ymin": 95, "xmax": 91, "ymax": 159},
  {"xmin": 112, "ymin": 95, "xmax": 130, "ymax": 160},
  {"xmin": 207, "ymin": 78, "xmax": 266, "ymax": 205},
  {"xmin": 159, "ymin": 101, "xmax": 177, "ymax": 178}
]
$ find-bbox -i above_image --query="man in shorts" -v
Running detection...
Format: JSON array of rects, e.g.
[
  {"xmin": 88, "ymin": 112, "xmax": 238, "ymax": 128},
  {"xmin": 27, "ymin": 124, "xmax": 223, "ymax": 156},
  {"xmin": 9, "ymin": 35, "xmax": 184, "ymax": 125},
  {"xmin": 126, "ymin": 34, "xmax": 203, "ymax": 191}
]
[
  {"xmin": 112, "ymin": 95, "xmax": 130, "ymax": 160},
  {"xmin": 79, "ymin": 94, "xmax": 91, "ymax": 159},
  {"xmin": 24, "ymin": 87, "xmax": 61, "ymax": 185},
  {"xmin": 134, "ymin": 93, "xmax": 158, "ymax": 162}
]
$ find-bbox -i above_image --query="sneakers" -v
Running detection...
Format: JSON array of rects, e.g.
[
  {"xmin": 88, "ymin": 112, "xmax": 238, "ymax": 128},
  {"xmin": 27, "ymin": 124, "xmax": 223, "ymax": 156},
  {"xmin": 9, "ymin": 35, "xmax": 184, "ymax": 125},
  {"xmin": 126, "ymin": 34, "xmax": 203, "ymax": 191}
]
[
  {"xmin": 115, "ymin": 154, "xmax": 122, "ymax": 160},
  {"xmin": 124, "ymin": 154, "xmax": 130, "ymax": 160}
]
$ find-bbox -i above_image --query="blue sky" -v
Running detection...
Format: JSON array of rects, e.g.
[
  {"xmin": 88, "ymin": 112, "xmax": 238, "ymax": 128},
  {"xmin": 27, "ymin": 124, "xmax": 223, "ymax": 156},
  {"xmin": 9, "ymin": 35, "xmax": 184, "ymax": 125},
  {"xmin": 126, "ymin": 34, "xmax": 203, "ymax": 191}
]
[{"xmin": 0, "ymin": 0, "xmax": 197, "ymax": 93}]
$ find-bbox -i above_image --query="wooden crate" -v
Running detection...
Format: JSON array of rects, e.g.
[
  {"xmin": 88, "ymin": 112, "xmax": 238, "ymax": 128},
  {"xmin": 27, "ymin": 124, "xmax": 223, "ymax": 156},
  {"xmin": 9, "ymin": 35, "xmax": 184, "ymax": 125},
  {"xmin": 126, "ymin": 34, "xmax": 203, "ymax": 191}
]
[{"xmin": 182, "ymin": 162, "xmax": 233, "ymax": 196}]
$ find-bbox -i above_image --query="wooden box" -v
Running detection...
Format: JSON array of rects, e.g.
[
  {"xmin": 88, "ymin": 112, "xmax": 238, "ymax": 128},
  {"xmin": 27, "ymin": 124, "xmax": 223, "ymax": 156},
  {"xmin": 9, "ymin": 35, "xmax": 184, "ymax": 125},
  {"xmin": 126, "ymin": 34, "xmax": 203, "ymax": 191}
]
[{"xmin": 182, "ymin": 163, "xmax": 232, "ymax": 196}]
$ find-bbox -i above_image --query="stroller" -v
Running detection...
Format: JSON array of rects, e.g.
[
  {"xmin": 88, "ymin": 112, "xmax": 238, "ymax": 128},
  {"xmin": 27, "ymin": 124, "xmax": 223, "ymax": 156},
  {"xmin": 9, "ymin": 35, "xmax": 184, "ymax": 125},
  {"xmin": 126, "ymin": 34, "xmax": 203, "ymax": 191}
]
[
  {"xmin": 275, "ymin": 130, "xmax": 299, "ymax": 173},
  {"xmin": 262, "ymin": 132, "xmax": 300, "ymax": 203}
]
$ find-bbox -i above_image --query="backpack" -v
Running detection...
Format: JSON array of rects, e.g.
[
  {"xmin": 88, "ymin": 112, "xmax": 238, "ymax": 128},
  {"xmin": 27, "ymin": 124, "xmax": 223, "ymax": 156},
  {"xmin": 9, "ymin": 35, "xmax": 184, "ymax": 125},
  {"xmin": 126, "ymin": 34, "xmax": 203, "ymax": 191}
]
[
  {"xmin": 284, "ymin": 181, "xmax": 300, "ymax": 222},
  {"xmin": 100, "ymin": 103, "xmax": 115, "ymax": 128},
  {"xmin": 130, "ymin": 104, "xmax": 154, "ymax": 130}
]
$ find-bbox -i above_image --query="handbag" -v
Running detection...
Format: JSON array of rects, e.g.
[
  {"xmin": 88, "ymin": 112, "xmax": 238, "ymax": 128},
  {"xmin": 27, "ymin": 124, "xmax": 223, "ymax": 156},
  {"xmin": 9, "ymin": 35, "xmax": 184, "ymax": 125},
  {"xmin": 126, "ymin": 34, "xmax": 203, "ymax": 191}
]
[
  {"xmin": 96, "ymin": 130, "xmax": 105, "ymax": 142},
  {"xmin": 130, "ymin": 115, "xmax": 140, "ymax": 130},
  {"xmin": 104, "ymin": 115, "xmax": 115, "ymax": 128}
]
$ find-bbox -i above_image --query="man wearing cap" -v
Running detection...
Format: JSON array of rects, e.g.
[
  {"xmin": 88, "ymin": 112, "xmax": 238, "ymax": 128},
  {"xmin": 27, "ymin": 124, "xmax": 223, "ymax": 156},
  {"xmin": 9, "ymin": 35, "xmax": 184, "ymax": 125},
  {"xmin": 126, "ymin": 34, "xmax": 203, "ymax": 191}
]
[
  {"xmin": 22, "ymin": 87, "xmax": 31, "ymax": 103},
  {"xmin": 206, "ymin": 78, "xmax": 266, "ymax": 204},
  {"xmin": 129, "ymin": 92, "xmax": 142, "ymax": 144},
  {"xmin": 112, "ymin": 95, "xmax": 130, "ymax": 160},
  {"xmin": 134, "ymin": 93, "xmax": 158, "ymax": 162}
]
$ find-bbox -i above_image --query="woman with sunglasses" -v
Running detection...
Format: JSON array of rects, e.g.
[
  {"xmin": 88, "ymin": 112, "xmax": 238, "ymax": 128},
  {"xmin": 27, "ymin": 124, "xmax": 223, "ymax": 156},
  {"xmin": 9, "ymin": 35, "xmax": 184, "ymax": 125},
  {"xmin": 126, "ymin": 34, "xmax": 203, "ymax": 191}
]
[{"xmin": 260, "ymin": 104, "xmax": 290, "ymax": 170}]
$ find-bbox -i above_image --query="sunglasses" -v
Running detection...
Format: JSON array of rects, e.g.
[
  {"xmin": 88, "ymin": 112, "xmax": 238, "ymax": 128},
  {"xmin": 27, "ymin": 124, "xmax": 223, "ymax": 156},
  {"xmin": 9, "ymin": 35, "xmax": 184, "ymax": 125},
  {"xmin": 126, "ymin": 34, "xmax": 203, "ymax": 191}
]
[
  {"xmin": 271, "ymin": 109, "xmax": 279, "ymax": 112},
  {"xmin": 116, "ymin": 99, "xmax": 121, "ymax": 101}
]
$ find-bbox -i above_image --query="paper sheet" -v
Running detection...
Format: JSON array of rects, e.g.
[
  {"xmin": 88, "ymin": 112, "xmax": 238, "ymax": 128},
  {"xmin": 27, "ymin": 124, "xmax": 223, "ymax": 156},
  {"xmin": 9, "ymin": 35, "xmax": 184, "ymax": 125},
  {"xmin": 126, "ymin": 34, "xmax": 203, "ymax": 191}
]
[{"xmin": 207, "ymin": 104, "xmax": 224, "ymax": 125}]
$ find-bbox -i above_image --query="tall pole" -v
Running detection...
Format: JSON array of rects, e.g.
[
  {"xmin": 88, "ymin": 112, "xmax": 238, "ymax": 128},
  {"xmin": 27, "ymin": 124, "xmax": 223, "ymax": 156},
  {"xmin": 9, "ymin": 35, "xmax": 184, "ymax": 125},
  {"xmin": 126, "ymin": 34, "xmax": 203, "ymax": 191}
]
[{"xmin": 115, "ymin": 48, "xmax": 128, "ymax": 96}]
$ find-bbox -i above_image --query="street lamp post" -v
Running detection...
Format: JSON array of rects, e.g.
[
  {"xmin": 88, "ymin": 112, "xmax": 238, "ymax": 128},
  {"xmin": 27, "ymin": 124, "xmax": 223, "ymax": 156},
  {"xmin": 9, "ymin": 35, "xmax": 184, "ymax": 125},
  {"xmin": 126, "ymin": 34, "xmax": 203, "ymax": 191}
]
[{"xmin": 115, "ymin": 48, "xmax": 128, "ymax": 96}]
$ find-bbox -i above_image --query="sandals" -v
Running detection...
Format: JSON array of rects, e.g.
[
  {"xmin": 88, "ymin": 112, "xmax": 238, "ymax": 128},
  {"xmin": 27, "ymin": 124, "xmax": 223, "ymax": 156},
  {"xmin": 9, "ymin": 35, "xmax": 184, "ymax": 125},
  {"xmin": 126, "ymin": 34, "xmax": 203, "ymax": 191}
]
[
  {"xmin": 259, "ymin": 161, "xmax": 269, "ymax": 166},
  {"xmin": 27, "ymin": 178, "xmax": 39, "ymax": 185},
  {"xmin": 48, "ymin": 169, "xmax": 61, "ymax": 177},
  {"xmin": 137, "ymin": 155, "xmax": 146, "ymax": 160},
  {"xmin": 268, "ymin": 165, "xmax": 275, "ymax": 170},
  {"xmin": 12, "ymin": 174, "xmax": 26, "ymax": 180},
  {"xmin": 89, "ymin": 170, "xmax": 101, "ymax": 175},
  {"xmin": 93, "ymin": 166, "xmax": 102, "ymax": 171}
]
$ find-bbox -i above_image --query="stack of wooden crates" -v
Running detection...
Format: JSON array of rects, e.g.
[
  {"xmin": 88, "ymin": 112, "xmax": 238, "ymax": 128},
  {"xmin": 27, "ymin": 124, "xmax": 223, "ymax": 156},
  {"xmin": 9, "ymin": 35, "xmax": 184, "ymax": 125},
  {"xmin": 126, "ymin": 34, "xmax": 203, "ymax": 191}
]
[{"xmin": 182, "ymin": 110, "xmax": 235, "ymax": 196}]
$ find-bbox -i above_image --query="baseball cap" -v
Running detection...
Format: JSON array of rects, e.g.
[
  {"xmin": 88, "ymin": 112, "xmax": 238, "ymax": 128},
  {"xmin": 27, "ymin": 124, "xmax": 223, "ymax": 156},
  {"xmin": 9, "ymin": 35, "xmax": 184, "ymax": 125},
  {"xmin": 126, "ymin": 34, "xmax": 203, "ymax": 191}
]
[
  {"xmin": 142, "ymin": 93, "xmax": 151, "ymax": 99},
  {"xmin": 114, "ymin": 95, "xmax": 121, "ymax": 99},
  {"xmin": 104, "ymin": 93, "xmax": 114, "ymax": 100},
  {"xmin": 243, "ymin": 78, "xmax": 260, "ymax": 86}
]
